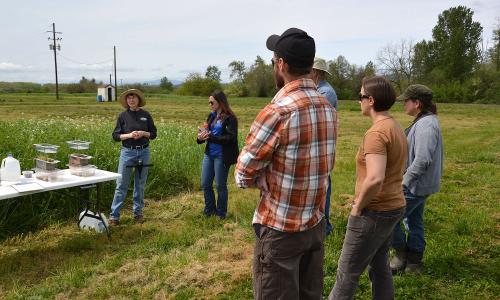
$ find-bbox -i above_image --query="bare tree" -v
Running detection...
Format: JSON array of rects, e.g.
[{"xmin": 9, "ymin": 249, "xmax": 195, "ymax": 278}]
[
  {"xmin": 228, "ymin": 60, "xmax": 246, "ymax": 82},
  {"xmin": 205, "ymin": 65, "xmax": 221, "ymax": 82},
  {"xmin": 376, "ymin": 39, "xmax": 415, "ymax": 92}
]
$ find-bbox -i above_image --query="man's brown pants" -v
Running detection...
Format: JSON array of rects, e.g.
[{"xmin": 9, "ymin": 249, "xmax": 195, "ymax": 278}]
[{"xmin": 253, "ymin": 220, "xmax": 326, "ymax": 300}]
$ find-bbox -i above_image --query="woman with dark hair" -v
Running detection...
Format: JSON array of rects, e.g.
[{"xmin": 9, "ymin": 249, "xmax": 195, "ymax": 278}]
[
  {"xmin": 329, "ymin": 76, "xmax": 407, "ymax": 300},
  {"xmin": 390, "ymin": 84, "xmax": 443, "ymax": 274},
  {"xmin": 197, "ymin": 90, "xmax": 239, "ymax": 219}
]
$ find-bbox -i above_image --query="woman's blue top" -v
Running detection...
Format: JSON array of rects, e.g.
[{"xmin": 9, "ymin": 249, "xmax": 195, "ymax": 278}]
[{"xmin": 208, "ymin": 112, "xmax": 223, "ymax": 157}]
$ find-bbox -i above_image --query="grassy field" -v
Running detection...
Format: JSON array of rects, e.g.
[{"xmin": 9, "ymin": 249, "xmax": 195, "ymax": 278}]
[{"xmin": 0, "ymin": 93, "xmax": 498, "ymax": 299}]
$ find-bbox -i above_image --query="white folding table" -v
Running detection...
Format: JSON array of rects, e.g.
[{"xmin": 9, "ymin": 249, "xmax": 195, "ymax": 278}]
[{"xmin": 0, "ymin": 169, "xmax": 121, "ymax": 237}]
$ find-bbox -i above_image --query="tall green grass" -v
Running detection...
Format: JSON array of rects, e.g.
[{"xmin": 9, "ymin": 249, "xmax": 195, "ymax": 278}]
[
  {"xmin": 0, "ymin": 94, "xmax": 499, "ymax": 298},
  {"xmin": 0, "ymin": 118, "xmax": 205, "ymax": 238}
]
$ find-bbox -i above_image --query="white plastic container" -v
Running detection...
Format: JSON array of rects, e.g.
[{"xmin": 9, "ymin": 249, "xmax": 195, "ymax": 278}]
[
  {"xmin": 34, "ymin": 168, "xmax": 61, "ymax": 182},
  {"xmin": 1, "ymin": 153, "xmax": 21, "ymax": 182},
  {"xmin": 69, "ymin": 164, "xmax": 96, "ymax": 177}
]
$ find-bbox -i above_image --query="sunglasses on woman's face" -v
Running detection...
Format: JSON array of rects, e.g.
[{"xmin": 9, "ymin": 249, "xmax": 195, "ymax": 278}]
[
  {"xmin": 358, "ymin": 93, "xmax": 370, "ymax": 101},
  {"xmin": 209, "ymin": 101, "xmax": 215, "ymax": 105}
]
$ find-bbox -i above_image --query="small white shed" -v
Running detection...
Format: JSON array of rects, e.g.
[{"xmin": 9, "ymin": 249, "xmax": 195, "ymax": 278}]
[{"xmin": 97, "ymin": 84, "xmax": 116, "ymax": 102}]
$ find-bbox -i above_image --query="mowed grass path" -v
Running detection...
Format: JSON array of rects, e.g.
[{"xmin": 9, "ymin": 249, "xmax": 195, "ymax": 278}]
[{"xmin": 0, "ymin": 93, "xmax": 498, "ymax": 299}]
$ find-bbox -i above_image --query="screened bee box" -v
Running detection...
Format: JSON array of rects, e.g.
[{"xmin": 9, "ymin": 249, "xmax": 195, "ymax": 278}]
[
  {"xmin": 33, "ymin": 143, "xmax": 60, "ymax": 154},
  {"xmin": 35, "ymin": 158, "xmax": 60, "ymax": 171},
  {"xmin": 69, "ymin": 153, "xmax": 92, "ymax": 166},
  {"xmin": 66, "ymin": 140, "xmax": 91, "ymax": 150},
  {"xmin": 33, "ymin": 143, "xmax": 60, "ymax": 171}
]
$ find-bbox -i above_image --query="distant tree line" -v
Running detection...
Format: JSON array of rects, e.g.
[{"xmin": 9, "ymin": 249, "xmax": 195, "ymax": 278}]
[
  {"xmin": 176, "ymin": 6, "xmax": 499, "ymax": 103},
  {"xmin": 0, "ymin": 76, "xmax": 175, "ymax": 95},
  {"xmin": 0, "ymin": 77, "xmax": 104, "ymax": 94},
  {"xmin": 376, "ymin": 6, "xmax": 500, "ymax": 103},
  {"xmin": 1, "ymin": 6, "xmax": 497, "ymax": 103}
]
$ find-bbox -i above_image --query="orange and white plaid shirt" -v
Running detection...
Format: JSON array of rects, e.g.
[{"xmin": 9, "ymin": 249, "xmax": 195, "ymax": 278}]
[{"xmin": 235, "ymin": 78, "xmax": 337, "ymax": 232}]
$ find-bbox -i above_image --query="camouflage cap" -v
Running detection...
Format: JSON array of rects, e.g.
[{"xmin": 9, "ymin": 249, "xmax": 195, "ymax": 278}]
[{"xmin": 397, "ymin": 84, "xmax": 433, "ymax": 101}]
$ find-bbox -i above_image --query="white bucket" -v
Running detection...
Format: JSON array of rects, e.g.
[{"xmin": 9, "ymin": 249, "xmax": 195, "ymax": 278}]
[{"xmin": 1, "ymin": 154, "xmax": 21, "ymax": 182}]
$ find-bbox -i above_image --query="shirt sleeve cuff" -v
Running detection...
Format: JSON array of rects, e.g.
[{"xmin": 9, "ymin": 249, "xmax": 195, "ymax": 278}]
[{"xmin": 234, "ymin": 171, "xmax": 254, "ymax": 189}]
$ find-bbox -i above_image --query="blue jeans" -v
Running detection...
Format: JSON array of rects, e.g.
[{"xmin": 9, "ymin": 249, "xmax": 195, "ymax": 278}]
[
  {"xmin": 325, "ymin": 174, "xmax": 333, "ymax": 235},
  {"xmin": 201, "ymin": 154, "xmax": 229, "ymax": 218},
  {"xmin": 329, "ymin": 208, "xmax": 405, "ymax": 300},
  {"xmin": 110, "ymin": 147, "xmax": 150, "ymax": 220},
  {"xmin": 392, "ymin": 189, "xmax": 428, "ymax": 253}
]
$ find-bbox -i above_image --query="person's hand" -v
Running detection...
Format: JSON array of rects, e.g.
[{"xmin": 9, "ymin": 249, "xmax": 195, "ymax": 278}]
[
  {"xmin": 131, "ymin": 131, "xmax": 143, "ymax": 140},
  {"xmin": 197, "ymin": 129, "xmax": 205, "ymax": 140},
  {"xmin": 350, "ymin": 204, "xmax": 362, "ymax": 216},
  {"xmin": 137, "ymin": 131, "xmax": 149, "ymax": 138},
  {"xmin": 198, "ymin": 130, "xmax": 210, "ymax": 141}
]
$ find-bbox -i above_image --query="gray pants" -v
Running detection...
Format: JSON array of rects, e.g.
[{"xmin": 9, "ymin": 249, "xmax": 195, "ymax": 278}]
[
  {"xmin": 253, "ymin": 220, "xmax": 326, "ymax": 300},
  {"xmin": 329, "ymin": 208, "xmax": 405, "ymax": 300}
]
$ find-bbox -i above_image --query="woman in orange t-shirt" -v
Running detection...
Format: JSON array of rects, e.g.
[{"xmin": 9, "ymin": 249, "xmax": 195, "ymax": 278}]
[{"xmin": 329, "ymin": 76, "xmax": 407, "ymax": 300}]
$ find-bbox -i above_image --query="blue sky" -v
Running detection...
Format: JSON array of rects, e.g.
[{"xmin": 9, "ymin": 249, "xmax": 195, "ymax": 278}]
[{"xmin": 1, "ymin": 0, "xmax": 498, "ymax": 83}]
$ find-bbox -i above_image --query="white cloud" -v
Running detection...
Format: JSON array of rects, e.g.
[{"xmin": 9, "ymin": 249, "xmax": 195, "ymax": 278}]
[
  {"xmin": 64, "ymin": 63, "xmax": 113, "ymax": 71},
  {"xmin": 0, "ymin": 62, "xmax": 32, "ymax": 72},
  {"xmin": 0, "ymin": 0, "xmax": 498, "ymax": 83}
]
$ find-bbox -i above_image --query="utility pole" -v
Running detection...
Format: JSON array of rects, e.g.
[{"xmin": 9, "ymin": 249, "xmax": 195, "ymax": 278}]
[
  {"xmin": 47, "ymin": 23, "xmax": 62, "ymax": 100},
  {"xmin": 114, "ymin": 46, "xmax": 117, "ymax": 101}
]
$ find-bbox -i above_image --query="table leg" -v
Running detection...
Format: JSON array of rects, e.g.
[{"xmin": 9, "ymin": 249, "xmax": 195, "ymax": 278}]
[
  {"xmin": 77, "ymin": 184, "xmax": 110, "ymax": 239},
  {"xmin": 96, "ymin": 183, "xmax": 111, "ymax": 239}
]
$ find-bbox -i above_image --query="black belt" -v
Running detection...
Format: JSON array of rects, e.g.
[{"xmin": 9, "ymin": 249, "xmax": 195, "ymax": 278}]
[{"xmin": 125, "ymin": 144, "xmax": 149, "ymax": 150}]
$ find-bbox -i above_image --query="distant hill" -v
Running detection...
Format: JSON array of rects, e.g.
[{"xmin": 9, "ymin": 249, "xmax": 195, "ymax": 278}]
[{"xmin": 143, "ymin": 79, "xmax": 183, "ymax": 86}]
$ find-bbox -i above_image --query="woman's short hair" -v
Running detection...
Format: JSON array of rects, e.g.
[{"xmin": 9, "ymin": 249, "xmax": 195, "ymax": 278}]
[{"xmin": 362, "ymin": 76, "xmax": 396, "ymax": 112}]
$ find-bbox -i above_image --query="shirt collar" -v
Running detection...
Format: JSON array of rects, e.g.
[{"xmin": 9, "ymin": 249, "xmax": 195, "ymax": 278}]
[
  {"xmin": 272, "ymin": 78, "xmax": 316, "ymax": 103},
  {"xmin": 318, "ymin": 79, "xmax": 328, "ymax": 86}
]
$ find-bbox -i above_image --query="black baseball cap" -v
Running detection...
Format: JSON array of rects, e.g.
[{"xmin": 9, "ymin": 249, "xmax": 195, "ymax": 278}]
[{"xmin": 266, "ymin": 28, "xmax": 315, "ymax": 68}]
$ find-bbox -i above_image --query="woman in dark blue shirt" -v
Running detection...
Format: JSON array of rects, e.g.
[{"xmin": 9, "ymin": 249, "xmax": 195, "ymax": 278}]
[
  {"xmin": 197, "ymin": 90, "xmax": 238, "ymax": 219},
  {"xmin": 109, "ymin": 89, "xmax": 157, "ymax": 225}
]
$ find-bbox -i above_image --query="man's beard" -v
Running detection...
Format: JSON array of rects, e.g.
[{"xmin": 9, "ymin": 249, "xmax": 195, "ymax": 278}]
[{"xmin": 274, "ymin": 69, "xmax": 285, "ymax": 90}]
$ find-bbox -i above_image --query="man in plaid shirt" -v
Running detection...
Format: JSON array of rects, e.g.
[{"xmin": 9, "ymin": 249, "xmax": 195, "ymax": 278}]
[{"xmin": 235, "ymin": 28, "xmax": 337, "ymax": 299}]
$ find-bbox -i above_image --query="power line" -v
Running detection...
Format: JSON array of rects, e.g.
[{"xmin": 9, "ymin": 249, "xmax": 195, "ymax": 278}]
[
  {"xmin": 58, "ymin": 54, "xmax": 113, "ymax": 66},
  {"xmin": 44, "ymin": 25, "xmax": 118, "ymax": 98}
]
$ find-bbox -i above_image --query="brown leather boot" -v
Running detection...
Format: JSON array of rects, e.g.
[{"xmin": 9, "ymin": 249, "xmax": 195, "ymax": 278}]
[
  {"xmin": 405, "ymin": 251, "xmax": 424, "ymax": 274},
  {"xmin": 134, "ymin": 215, "xmax": 144, "ymax": 224}
]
